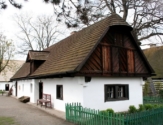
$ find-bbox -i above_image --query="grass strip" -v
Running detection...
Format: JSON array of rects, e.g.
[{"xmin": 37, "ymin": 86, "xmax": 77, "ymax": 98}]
[{"xmin": 0, "ymin": 116, "xmax": 19, "ymax": 125}]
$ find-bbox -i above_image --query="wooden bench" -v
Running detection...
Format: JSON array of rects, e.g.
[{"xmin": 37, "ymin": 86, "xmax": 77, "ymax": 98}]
[{"xmin": 37, "ymin": 94, "xmax": 52, "ymax": 108}]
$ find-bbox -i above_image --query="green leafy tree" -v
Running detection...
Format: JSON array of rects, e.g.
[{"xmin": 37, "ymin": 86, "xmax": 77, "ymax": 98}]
[{"xmin": 0, "ymin": 33, "xmax": 15, "ymax": 73}]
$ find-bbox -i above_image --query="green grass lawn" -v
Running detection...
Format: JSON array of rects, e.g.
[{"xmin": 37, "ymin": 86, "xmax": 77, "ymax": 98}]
[{"xmin": 0, "ymin": 117, "xmax": 19, "ymax": 125}]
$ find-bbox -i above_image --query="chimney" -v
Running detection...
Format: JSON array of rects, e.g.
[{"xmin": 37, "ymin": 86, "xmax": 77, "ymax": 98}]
[
  {"xmin": 150, "ymin": 44, "xmax": 156, "ymax": 48},
  {"xmin": 70, "ymin": 31, "xmax": 77, "ymax": 35}
]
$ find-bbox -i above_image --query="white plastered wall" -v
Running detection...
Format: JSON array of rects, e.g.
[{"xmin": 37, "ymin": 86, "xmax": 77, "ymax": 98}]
[
  {"xmin": 83, "ymin": 77, "xmax": 143, "ymax": 112},
  {"xmin": 12, "ymin": 77, "xmax": 143, "ymax": 113},
  {"xmin": 12, "ymin": 77, "xmax": 84, "ymax": 110},
  {"xmin": 40, "ymin": 77, "xmax": 84, "ymax": 112},
  {"xmin": 12, "ymin": 79, "xmax": 36, "ymax": 103}
]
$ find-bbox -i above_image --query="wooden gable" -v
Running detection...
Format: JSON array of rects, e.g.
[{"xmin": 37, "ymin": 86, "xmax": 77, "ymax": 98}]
[
  {"xmin": 79, "ymin": 26, "xmax": 150, "ymax": 77},
  {"xmin": 26, "ymin": 51, "xmax": 49, "ymax": 75},
  {"xmin": 30, "ymin": 60, "xmax": 44, "ymax": 74}
]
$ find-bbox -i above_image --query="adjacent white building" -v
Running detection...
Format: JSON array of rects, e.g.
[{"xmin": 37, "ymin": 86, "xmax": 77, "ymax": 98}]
[{"xmin": 0, "ymin": 60, "xmax": 24, "ymax": 91}]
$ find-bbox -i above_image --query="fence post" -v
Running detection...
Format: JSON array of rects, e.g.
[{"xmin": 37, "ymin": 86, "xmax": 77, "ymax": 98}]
[
  {"xmin": 108, "ymin": 112, "xmax": 112, "ymax": 125},
  {"xmin": 122, "ymin": 114, "xmax": 124, "ymax": 125},
  {"xmin": 65, "ymin": 103, "xmax": 68, "ymax": 120}
]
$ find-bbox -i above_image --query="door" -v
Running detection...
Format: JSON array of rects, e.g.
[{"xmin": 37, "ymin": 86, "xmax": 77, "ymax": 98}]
[
  {"xmin": 15, "ymin": 81, "xmax": 17, "ymax": 96},
  {"xmin": 5, "ymin": 84, "xmax": 9, "ymax": 91},
  {"xmin": 39, "ymin": 82, "xmax": 43, "ymax": 99}
]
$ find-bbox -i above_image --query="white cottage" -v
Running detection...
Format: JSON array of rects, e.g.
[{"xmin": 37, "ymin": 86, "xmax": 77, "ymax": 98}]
[
  {"xmin": 0, "ymin": 60, "xmax": 24, "ymax": 91},
  {"xmin": 11, "ymin": 14, "xmax": 155, "ymax": 112}
]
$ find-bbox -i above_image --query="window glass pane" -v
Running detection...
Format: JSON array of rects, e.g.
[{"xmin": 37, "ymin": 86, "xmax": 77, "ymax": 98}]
[
  {"xmin": 105, "ymin": 84, "xmax": 129, "ymax": 101},
  {"xmin": 118, "ymin": 86, "xmax": 124, "ymax": 97},
  {"xmin": 56, "ymin": 85, "xmax": 63, "ymax": 100},
  {"xmin": 106, "ymin": 86, "xmax": 114, "ymax": 99},
  {"xmin": 60, "ymin": 87, "xmax": 63, "ymax": 98}
]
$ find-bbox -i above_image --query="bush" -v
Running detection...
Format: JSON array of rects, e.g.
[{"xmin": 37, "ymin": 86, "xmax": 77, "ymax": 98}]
[
  {"xmin": 106, "ymin": 108, "xmax": 114, "ymax": 114},
  {"xmin": 144, "ymin": 104, "xmax": 153, "ymax": 110},
  {"xmin": 143, "ymin": 82, "xmax": 149, "ymax": 96},
  {"xmin": 128, "ymin": 105, "xmax": 137, "ymax": 113},
  {"xmin": 138, "ymin": 104, "xmax": 145, "ymax": 112},
  {"xmin": 99, "ymin": 108, "xmax": 114, "ymax": 116}
]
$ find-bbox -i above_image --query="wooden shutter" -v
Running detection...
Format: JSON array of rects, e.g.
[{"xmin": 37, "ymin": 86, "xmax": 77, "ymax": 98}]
[
  {"xmin": 60, "ymin": 86, "xmax": 63, "ymax": 100},
  {"xmin": 124, "ymin": 85, "xmax": 129, "ymax": 99},
  {"xmin": 127, "ymin": 50, "xmax": 134, "ymax": 73},
  {"xmin": 104, "ymin": 85, "xmax": 107, "ymax": 102},
  {"xmin": 119, "ymin": 48, "xmax": 127, "ymax": 72},
  {"xmin": 102, "ymin": 46, "xmax": 111, "ymax": 71},
  {"xmin": 112, "ymin": 47, "xmax": 119, "ymax": 72}
]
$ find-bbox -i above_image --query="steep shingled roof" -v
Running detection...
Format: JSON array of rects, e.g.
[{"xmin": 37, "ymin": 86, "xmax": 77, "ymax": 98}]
[
  {"xmin": 11, "ymin": 62, "xmax": 30, "ymax": 79},
  {"xmin": 11, "ymin": 14, "xmax": 132, "ymax": 80},
  {"xmin": 143, "ymin": 46, "xmax": 163, "ymax": 78}
]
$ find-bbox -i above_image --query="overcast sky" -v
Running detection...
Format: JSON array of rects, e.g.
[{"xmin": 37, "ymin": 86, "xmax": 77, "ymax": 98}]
[
  {"xmin": 0, "ymin": 0, "xmax": 72, "ymax": 60},
  {"xmin": 0, "ymin": 0, "xmax": 54, "ymax": 35}
]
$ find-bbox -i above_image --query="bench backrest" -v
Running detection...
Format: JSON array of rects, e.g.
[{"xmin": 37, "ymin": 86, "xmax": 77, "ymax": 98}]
[{"xmin": 42, "ymin": 94, "xmax": 51, "ymax": 101}]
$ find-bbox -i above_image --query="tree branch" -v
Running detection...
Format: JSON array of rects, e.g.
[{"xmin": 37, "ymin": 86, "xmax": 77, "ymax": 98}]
[{"xmin": 139, "ymin": 33, "xmax": 163, "ymax": 41}]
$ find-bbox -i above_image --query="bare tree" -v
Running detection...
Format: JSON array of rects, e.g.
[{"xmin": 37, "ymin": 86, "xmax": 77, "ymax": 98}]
[
  {"xmin": 0, "ymin": 0, "xmax": 22, "ymax": 10},
  {"xmin": 45, "ymin": 0, "xmax": 163, "ymax": 44},
  {"xmin": 0, "ymin": 33, "xmax": 15, "ymax": 73},
  {"xmin": 14, "ymin": 14, "xmax": 63, "ymax": 54}
]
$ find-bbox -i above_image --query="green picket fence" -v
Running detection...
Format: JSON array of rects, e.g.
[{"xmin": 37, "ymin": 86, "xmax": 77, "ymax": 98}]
[
  {"xmin": 65, "ymin": 103, "xmax": 163, "ymax": 125},
  {"xmin": 65, "ymin": 103, "xmax": 124, "ymax": 125},
  {"xmin": 143, "ymin": 96, "xmax": 163, "ymax": 104},
  {"xmin": 124, "ymin": 108, "xmax": 163, "ymax": 125}
]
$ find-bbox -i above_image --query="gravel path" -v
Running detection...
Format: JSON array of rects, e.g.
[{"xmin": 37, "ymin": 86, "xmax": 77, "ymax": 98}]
[{"xmin": 0, "ymin": 95, "xmax": 74, "ymax": 125}]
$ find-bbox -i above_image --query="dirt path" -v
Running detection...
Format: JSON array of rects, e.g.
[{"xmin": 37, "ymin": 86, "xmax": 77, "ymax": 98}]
[{"xmin": 0, "ymin": 95, "xmax": 74, "ymax": 125}]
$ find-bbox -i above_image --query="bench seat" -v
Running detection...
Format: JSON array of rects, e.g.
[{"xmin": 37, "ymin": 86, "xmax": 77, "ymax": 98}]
[{"xmin": 37, "ymin": 94, "xmax": 52, "ymax": 108}]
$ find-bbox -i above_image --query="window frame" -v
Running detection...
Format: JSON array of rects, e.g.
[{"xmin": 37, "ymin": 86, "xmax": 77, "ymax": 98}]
[
  {"xmin": 56, "ymin": 85, "xmax": 63, "ymax": 100},
  {"xmin": 104, "ymin": 84, "xmax": 129, "ymax": 102}
]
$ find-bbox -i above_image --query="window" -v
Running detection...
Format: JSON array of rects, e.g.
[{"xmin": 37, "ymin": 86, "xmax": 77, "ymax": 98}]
[
  {"xmin": 104, "ymin": 84, "xmax": 129, "ymax": 101},
  {"xmin": 56, "ymin": 85, "xmax": 63, "ymax": 100}
]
